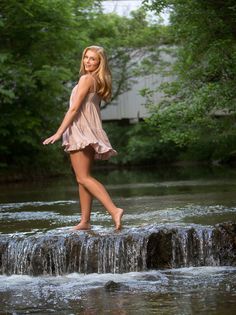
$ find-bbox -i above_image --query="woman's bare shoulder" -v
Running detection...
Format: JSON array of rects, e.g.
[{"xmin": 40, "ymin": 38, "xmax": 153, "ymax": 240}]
[{"xmin": 78, "ymin": 74, "xmax": 94, "ymax": 85}]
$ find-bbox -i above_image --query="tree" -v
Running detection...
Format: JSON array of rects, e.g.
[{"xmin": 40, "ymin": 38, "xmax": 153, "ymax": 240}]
[
  {"xmin": 143, "ymin": 0, "xmax": 236, "ymax": 162},
  {"xmin": 0, "ymin": 1, "xmax": 168, "ymax": 173},
  {"xmin": 0, "ymin": 0, "xmax": 102, "ymax": 171}
]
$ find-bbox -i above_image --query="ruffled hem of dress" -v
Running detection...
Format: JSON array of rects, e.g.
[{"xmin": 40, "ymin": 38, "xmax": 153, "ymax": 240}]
[{"xmin": 62, "ymin": 141, "xmax": 117, "ymax": 160}]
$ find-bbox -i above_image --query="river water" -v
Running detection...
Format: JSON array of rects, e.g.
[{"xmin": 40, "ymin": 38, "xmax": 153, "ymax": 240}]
[{"xmin": 0, "ymin": 166, "xmax": 236, "ymax": 314}]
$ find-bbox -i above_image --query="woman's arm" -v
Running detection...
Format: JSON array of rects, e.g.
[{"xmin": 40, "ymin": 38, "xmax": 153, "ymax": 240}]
[{"xmin": 43, "ymin": 75, "xmax": 93, "ymax": 145}]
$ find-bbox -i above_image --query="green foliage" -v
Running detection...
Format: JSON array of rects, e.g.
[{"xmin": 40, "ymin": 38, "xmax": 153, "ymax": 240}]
[
  {"xmin": 0, "ymin": 0, "xmax": 94, "ymax": 168},
  {"xmin": 124, "ymin": 122, "xmax": 178, "ymax": 164},
  {"xmin": 0, "ymin": 0, "xmax": 168, "ymax": 173},
  {"xmin": 144, "ymin": 0, "xmax": 236, "ymax": 163},
  {"xmin": 103, "ymin": 121, "xmax": 179, "ymax": 165},
  {"xmin": 102, "ymin": 122, "xmax": 132, "ymax": 164}
]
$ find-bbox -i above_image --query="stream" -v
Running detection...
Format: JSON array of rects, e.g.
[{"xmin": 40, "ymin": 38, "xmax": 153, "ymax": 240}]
[{"xmin": 0, "ymin": 166, "xmax": 236, "ymax": 314}]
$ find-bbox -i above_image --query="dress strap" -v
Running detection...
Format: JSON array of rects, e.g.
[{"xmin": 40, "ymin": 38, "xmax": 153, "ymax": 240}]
[{"xmin": 90, "ymin": 74, "xmax": 97, "ymax": 93}]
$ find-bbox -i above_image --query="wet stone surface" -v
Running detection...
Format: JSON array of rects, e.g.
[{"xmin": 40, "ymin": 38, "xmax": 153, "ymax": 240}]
[{"xmin": 0, "ymin": 223, "xmax": 235, "ymax": 276}]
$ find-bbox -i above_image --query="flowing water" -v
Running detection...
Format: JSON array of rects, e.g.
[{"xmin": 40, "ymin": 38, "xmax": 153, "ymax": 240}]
[{"xmin": 0, "ymin": 166, "xmax": 236, "ymax": 314}]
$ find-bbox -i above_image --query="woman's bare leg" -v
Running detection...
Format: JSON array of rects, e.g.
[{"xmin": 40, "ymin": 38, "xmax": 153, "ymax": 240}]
[
  {"xmin": 71, "ymin": 149, "xmax": 94, "ymax": 230},
  {"xmin": 70, "ymin": 146, "xmax": 123, "ymax": 230},
  {"xmin": 73, "ymin": 185, "xmax": 93, "ymax": 230}
]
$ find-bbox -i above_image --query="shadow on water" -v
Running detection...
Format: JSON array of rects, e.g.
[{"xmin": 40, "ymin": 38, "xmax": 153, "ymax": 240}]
[{"xmin": 0, "ymin": 165, "xmax": 236, "ymax": 314}]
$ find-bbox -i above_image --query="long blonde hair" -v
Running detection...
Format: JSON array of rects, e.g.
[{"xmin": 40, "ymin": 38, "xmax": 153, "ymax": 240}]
[{"xmin": 79, "ymin": 46, "xmax": 112, "ymax": 102}]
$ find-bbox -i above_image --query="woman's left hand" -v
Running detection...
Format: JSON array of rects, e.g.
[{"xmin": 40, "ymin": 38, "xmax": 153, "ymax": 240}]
[{"xmin": 43, "ymin": 132, "xmax": 61, "ymax": 145}]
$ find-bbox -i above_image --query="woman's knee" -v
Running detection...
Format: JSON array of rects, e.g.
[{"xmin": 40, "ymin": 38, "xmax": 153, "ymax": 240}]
[{"xmin": 75, "ymin": 175, "xmax": 89, "ymax": 186}]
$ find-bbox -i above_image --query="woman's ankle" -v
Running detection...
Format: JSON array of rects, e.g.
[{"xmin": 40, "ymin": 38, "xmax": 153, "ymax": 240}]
[{"xmin": 73, "ymin": 221, "xmax": 91, "ymax": 230}]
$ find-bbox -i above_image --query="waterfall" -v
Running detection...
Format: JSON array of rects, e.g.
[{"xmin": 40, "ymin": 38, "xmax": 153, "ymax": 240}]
[
  {"xmin": 170, "ymin": 227, "xmax": 219, "ymax": 268},
  {"xmin": 0, "ymin": 230, "xmax": 149, "ymax": 276},
  {"xmin": 0, "ymin": 223, "xmax": 235, "ymax": 276}
]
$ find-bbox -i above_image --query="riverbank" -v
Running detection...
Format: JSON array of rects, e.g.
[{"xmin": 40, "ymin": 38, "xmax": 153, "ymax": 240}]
[{"xmin": 1, "ymin": 160, "xmax": 236, "ymax": 185}]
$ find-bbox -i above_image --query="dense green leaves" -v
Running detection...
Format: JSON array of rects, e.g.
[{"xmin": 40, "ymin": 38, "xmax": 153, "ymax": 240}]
[
  {"xmin": 0, "ymin": 0, "xmax": 166, "ymax": 173},
  {"xmin": 0, "ymin": 0, "xmax": 81, "ymax": 169},
  {"xmin": 103, "ymin": 121, "xmax": 178, "ymax": 165},
  {"xmin": 144, "ymin": 0, "xmax": 236, "ymax": 162}
]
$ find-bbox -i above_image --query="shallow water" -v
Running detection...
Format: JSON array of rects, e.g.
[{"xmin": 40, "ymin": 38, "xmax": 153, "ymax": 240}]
[
  {"xmin": 0, "ymin": 166, "xmax": 236, "ymax": 314},
  {"xmin": 1, "ymin": 267, "xmax": 236, "ymax": 314},
  {"xmin": 1, "ymin": 167, "xmax": 236, "ymax": 234}
]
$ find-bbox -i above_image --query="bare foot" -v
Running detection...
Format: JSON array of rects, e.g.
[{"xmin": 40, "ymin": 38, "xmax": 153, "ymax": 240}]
[
  {"xmin": 72, "ymin": 222, "xmax": 91, "ymax": 230},
  {"xmin": 113, "ymin": 208, "xmax": 124, "ymax": 230}
]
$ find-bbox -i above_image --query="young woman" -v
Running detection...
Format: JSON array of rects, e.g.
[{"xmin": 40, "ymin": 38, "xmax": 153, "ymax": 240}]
[{"xmin": 43, "ymin": 46, "xmax": 123, "ymax": 230}]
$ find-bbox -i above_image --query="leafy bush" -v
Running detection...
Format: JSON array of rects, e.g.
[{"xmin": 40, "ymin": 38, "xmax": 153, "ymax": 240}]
[
  {"xmin": 103, "ymin": 121, "xmax": 179, "ymax": 165},
  {"xmin": 144, "ymin": 0, "xmax": 236, "ymax": 164}
]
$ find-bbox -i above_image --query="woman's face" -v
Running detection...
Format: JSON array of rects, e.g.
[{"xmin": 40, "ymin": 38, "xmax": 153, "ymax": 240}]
[{"xmin": 83, "ymin": 49, "xmax": 100, "ymax": 73}]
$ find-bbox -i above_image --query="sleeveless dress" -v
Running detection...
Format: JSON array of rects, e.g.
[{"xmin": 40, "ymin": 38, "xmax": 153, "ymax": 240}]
[{"xmin": 62, "ymin": 75, "xmax": 117, "ymax": 160}]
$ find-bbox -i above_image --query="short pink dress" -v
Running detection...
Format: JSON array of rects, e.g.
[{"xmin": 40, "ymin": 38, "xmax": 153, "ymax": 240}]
[{"xmin": 62, "ymin": 75, "xmax": 117, "ymax": 160}]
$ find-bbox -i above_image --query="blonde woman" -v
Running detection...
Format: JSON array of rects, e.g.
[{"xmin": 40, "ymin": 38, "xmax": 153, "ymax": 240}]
[{"xmin": 43, "ymin": 46, "xmax": 123, "ymax": 230}]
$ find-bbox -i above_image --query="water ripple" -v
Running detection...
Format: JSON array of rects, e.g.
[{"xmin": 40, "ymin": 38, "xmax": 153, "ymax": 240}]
[{"xmin": 0, "ymin": 200, "xmax": 77, "ymax": 211}]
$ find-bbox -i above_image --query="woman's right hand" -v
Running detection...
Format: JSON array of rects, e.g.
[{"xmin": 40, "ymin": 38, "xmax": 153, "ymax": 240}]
[{"xmin": 43, "ymin": 132, "xmax": 61, "ymax": 145}]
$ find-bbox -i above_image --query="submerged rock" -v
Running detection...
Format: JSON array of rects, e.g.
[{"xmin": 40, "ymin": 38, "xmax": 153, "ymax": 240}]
[
  {"xmin": 146, "ymin": 222, "xmax": 236, "ymax": 269},
  {"xmin": 104, "ymin": 280, "xmax": 128, "ymax": 291},
  {"xmin": 213, "ymin": 222, "xmax": 236, "ymax": 266},
  {"xmin": 0, "ymin": 222, "xmax": 235, "ymax": 276}
]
